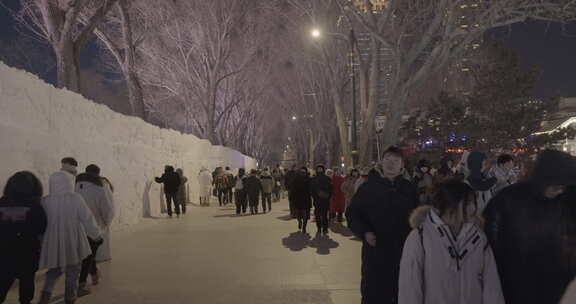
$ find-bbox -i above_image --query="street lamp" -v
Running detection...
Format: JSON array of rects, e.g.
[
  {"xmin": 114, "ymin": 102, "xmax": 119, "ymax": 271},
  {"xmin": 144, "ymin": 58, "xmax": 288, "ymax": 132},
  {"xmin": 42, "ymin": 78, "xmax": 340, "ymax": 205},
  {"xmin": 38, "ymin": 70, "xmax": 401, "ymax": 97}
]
[
  {"xmin": 311, "ymin": 28, "xmax": 321, "ymax": 38},
  {"xmin": 292, "ymin": 116, "xmax": 297, "ymax": 121},
  {"xmin": 310, "ymin": 27, "xmax": 358, "ymax": 167}
]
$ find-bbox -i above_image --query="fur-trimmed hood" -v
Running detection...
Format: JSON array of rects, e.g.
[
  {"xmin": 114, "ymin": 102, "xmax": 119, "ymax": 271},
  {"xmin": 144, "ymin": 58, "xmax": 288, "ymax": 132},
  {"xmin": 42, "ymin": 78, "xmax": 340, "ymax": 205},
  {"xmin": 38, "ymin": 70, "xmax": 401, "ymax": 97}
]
[
  {"xmin": 408, "ymin": 205, "xmax": 484, "ymax": 229},
  {"xmin": 409, "ymin": 205, "xmax": 432, "ymax": 229}
]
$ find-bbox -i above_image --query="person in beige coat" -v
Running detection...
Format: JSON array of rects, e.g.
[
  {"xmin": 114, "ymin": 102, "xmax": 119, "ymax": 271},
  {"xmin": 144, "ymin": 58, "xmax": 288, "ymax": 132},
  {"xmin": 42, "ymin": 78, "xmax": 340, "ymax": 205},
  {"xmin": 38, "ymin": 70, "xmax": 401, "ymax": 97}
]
[
  {"xmin": 399, "ymin": 180, "xmax": 504, "ymax": 304},
  {"xmin": 38, "ymin": 171, "xmax": 101, "ymax": 304}
]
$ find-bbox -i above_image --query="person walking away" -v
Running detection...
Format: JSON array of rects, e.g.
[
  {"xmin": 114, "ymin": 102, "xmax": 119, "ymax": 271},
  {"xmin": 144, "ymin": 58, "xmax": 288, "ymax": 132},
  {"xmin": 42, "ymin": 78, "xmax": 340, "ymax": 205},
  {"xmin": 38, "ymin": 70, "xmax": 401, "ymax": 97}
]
[
  {"xmin": 213, "ymin": 168, "xmax": 228, "ymax": 207},
  {"xmin": 483, "ymin": 149, "xmax": 576, "ymax": 304},
  {"xmin": 346, "ymin": 146, "xmax": 419, "ymax": 304},
  {"xmin": 155, "ymin": 166, "xmax": 181, "ymax": 217},
  {"xmin": 38, "ymin": 172, "xmax": 101, "ymax": 304},
  {"xmin": 310, "ymin": 165, "xmax": 332, "ymax": 235},
  {"xmin": 260, "ymin": 169, "xmax": 274, "ymax": 213},
  {"xmin": 234, "ymin": 169, "xmax": 247, "ymax": 214},
  {"xmin": 61, "ymin": 157, "xmax": 79, "ymax": 176},
  {"xmin": 243, "ymin": 170, "xmax": 262, "ymax": 214},
  {"xmin": 198, "ymin": 168, "xmax": 213, "ymax": 206},
  {"xmin": 466, "ymin": 152, "xmax": 497, "ymax": 213},
  {"xmin": 176, "ymin": 169, "xmax": 188, "ymax": 214},
  {"xmin": 490, "ymin": 154, "xmax": 517, "ymax": 194},
  {"xmin": 398, "ymin": 180, "xmax": 504, "ymax": 304},
  {"xmin": 341, "ymin": 169, "xmax": 360, "ymax": 210},
  {"xmin": 292, "ymin": 167, "xmax": 312, "ymax": 234},
  {"xmin": 272, "ymin": 168, "xmax": 282, "ymax": 202},
  {"xmin": 224, "ymin": 167, "xmax": 234, "ymax": 205},
  {"xmin": 96, "ymin": 175, "xmax": 115, "ymax": 263},
  {"xmin": 413, "ymin": 159, "xmax": 434, "ymax": 205},
  {"xmin": 75, "ymin": 165, "xmax": 113, "ymax": 295},
  {"xmin": 0, "ymin": 172, "xmax": 47, "ymax": 304},
  {"xmin": 285, "ymin": 165, "xmax": 298, "ymax": 218},
  {"xmin": 329, "ymin": 168, "xmax": 346, "ymax": 222}
]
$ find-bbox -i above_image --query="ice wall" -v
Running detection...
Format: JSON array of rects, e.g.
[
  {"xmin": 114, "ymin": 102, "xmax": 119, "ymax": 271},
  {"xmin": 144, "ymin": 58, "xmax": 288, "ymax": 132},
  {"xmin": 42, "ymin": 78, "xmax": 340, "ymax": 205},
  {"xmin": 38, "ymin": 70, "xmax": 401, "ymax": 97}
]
[{"xmin": 0, "ymin": 62, "xmax": 256, "ymax": 230}]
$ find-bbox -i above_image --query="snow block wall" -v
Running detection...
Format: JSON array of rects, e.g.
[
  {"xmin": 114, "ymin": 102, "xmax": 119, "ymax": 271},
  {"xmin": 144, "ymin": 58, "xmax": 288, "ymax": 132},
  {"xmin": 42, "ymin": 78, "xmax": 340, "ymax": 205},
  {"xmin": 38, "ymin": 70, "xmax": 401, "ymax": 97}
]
[{"xmin": 0, "ymin": 62, "xmax": 256, "ymax": 230}]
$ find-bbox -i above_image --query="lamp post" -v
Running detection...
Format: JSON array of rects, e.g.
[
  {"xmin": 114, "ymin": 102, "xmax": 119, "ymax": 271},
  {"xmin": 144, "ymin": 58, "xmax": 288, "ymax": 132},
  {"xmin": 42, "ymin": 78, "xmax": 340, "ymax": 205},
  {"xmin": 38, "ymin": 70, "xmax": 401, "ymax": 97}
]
[
  {"xmin": 311, "ymin": 28, "xmax": 359, "ymax": 168},
  {"xmin": 349, "ymin": 29, "xmax": 358, "ymax": 168}
]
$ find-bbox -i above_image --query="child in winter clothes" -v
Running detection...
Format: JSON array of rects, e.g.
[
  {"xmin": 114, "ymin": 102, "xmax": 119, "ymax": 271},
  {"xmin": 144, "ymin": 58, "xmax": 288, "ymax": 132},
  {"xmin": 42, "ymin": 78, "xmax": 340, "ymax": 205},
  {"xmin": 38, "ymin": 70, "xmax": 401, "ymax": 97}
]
[{"xmin": 399, "ymin": 180, "xmax": 504, "ymax": 304}]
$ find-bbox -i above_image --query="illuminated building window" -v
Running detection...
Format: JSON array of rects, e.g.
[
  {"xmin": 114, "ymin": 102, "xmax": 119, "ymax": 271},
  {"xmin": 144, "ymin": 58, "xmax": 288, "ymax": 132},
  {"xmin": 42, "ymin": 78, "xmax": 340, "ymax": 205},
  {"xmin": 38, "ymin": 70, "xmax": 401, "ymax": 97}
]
[
  {"xmin": 461, "ymin": 68, "xmax": 470, "ymax": 72},
  {"xmin": 460, "ymin": 24, "xmax": 469, "ymax": 28}
]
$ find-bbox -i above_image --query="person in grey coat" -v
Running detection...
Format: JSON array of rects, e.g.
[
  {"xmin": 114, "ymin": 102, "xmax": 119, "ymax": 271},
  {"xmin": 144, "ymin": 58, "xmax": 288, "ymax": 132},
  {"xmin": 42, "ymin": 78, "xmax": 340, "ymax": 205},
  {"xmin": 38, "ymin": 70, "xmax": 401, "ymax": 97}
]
[
  {"xmin": 260, "ymin": 170, "xmax": 274, "ymax": 213},
  {"xmin": 75, "ymin": 165, "xmax": 113, "ymax": 295}
]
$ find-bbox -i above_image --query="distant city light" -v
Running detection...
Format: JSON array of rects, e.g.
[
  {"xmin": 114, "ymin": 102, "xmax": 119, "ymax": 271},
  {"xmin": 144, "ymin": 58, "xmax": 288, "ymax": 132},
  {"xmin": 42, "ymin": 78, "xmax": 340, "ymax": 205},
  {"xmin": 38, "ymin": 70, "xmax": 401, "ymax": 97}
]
[{"xmin": 292, "ymin": 116, "xmax": 297, "ymax": 120}]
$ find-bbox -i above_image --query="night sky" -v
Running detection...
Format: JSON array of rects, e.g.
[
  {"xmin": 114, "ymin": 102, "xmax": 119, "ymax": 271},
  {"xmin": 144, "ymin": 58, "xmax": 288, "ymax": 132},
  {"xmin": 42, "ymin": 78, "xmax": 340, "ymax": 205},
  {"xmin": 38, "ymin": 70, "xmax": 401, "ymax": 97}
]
[{"xmin": 0, "ymin": 2, "xmax": 574, "ymax": 99}]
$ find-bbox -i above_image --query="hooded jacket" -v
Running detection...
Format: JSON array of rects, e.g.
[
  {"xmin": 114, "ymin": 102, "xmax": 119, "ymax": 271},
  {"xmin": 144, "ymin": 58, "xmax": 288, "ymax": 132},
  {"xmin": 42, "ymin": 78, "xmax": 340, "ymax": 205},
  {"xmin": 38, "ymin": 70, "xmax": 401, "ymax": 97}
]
[
  {"xmin": 76, "ymin": 173, "xmax": 114, "ymax": 229},
  {"xmin": 155, "ymin": 167, "xmax": 181, "ymax": 194},
  {"xmin": 399, "ymin": 206, "xmax": 504, "ymax": 304},
  {"xmin": 483, "ymin": 150, "xmax": 576, "ymax": 304},
  {"xmin": 291, "ymin": 172, "xmax": 312, "ymax": 210},
  {"xmin": 0, "ymin": 196, "xmax": 47, "ymax": 272},
  {"xmin": 466, "ymin": 152, "xmax": 497, "ymax": 212},
  {"xmin": 197, "ymin": 169, "xmax": 213, "ymax": 197},
  {"xmin": 260, "ymin": 172, "xmax": 274, "ymax": 194},
  {"xmin": 39, "ymin": 171, "xmax": 101, "ymax": 269}
]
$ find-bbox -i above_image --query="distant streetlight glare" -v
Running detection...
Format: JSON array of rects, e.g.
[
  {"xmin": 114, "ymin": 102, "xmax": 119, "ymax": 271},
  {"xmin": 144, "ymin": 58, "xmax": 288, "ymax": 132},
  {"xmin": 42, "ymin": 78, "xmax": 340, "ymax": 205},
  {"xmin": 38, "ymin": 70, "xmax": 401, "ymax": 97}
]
[
  {"xmin": 292, "ymin": 116, "xmax": 297, "ymax": 120},
  {"xmin": 311, "ymin": 29, "xmax": 321, "ymax": 38}
]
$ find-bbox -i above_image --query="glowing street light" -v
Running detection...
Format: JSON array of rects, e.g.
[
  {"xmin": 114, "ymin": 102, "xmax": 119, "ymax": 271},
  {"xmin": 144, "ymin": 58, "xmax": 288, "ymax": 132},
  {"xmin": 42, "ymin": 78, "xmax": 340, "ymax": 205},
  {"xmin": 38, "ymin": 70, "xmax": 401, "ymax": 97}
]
[
  {"xmin": 292, "ymin": 116, "xmax": 297, "ymax": 121},
  {"xmin": 311, "ymin": 28, "xmax": 321, "ymax": 38}
]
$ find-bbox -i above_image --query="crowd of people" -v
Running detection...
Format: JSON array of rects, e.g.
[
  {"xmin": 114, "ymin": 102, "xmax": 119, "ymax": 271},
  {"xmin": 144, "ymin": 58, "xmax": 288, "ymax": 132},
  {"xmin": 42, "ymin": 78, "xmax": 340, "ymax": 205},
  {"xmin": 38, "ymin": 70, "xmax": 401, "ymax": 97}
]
[
  {"xmin": 1, "ymin": 157, "xmax": 115, "ymax": 304},
  {"xmin": 338, "ymin": 147, "xmax": 576, "ymax": 304},
  {"xmin": 3, "ymin": 147, "xmax": 576, "ymax": 304}
]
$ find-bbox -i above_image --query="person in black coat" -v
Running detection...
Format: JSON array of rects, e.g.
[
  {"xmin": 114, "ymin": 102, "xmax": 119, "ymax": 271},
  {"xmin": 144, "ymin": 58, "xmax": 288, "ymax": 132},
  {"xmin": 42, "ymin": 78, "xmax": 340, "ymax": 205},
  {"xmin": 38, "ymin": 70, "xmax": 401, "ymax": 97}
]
[
  {"xmin": 310, "ymin": 165, "xmax": 332, "ymax": 235},
  {"xmin": 155, "ymin": 165, "xmax": 181, "ymax": 217},
  {"xmin": 285, "ymin": 165, "xmax": 298, "ymax": 218},
  {"xmin": 0, "ymin": 171, "xmax": 47, "ymax": 304},
  {"xmin": 291, "ymin": 167, "xmax": 312, "ymax": 233},
  {"xmin": 466, "ymin": 151, "xmax": 497, "ymax": 213},
  {"xmin": 346, "ymin": 147, "xmax": 418, "ymax": 304},
  {"xmin": 483, "ymin": 149, "xmax": 576, "ymax": 304},
  {"xmin": 243, "ymin": 169, "xmax": 262, "ymax": 214}
]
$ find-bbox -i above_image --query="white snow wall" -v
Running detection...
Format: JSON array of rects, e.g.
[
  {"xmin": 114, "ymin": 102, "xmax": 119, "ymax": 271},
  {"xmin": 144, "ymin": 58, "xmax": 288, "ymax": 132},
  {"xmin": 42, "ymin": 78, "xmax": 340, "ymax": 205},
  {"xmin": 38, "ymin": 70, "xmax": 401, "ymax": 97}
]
[{"xmin": 0, "ymin": 62, "xmax": 256, "ymax": 230}]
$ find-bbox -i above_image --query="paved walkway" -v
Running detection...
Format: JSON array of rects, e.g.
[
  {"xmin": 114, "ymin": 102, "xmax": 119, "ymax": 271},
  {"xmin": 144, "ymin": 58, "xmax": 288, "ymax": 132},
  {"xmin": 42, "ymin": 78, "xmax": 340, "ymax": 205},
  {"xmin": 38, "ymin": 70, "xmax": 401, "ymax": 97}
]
[{"xmin": 6, "ymin": 199, "xmax": 362, "ymax": 304}]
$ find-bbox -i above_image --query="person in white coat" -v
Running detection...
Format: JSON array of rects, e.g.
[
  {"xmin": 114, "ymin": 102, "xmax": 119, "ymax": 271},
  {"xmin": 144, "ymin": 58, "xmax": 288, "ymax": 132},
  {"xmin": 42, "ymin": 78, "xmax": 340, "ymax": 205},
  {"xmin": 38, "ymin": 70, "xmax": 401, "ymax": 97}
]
[
  {"xmin": 38, "ymin": 171, "xmax": 101, "ymax": 304},
  {"xmin": 198, "ymin": 167, "xmax": 213, "ymax": 206},
  {"xmin": 75, "ymin": 164, "xmax": 114, "ymax": 294},
  {"xmin": 399, "ymin": 180, "xmax": 504, "ymax": 304},
  {"xmin": 97, "ymin": 176, "xmax": 115, "ymax": 263}
]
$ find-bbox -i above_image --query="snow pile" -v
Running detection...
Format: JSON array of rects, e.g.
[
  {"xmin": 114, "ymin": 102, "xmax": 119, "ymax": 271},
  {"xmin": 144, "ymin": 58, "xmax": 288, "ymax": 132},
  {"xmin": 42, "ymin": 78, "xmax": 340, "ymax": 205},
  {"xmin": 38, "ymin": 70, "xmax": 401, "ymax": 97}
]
[{"xmin": 0, "ymin": 62, "xmax": 256, "ymax": 230}]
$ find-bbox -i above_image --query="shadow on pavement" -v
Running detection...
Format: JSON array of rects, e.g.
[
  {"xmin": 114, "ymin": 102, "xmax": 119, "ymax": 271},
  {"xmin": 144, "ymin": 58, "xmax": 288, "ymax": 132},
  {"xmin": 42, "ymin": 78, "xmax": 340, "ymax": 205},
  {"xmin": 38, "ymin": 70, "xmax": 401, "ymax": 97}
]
[
  {"xmin": 213, "ymin": 213, "xmax": 244, "ymax": 218},
  {"xmin": 329, "ymin": 222, "xmax": 354, "ymax": 237},
  {"xmin": 308, "ymin": 233, "xmax": 340, "ymax": 255},
  {"xmin": 282, "ymin": 232, "xmax": 311, "ymax": 251},
  {"xmin": 276, "ymin": 215, "xmax": 293, "ymax": 221}
]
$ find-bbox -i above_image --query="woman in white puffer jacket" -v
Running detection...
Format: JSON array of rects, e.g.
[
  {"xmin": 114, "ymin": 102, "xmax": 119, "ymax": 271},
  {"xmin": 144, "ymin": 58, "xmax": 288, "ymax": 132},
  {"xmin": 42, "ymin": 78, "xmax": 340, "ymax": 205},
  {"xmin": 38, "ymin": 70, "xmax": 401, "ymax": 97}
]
[{"xmin": 398, "ymin": 180, "xmax": 504, "ymax": 304}]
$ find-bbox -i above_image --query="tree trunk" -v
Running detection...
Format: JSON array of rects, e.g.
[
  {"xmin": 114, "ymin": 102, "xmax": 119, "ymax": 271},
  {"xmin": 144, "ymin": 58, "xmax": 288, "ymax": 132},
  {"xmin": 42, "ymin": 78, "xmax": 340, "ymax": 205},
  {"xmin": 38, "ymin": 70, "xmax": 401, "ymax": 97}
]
[
  {"xmin": 380, "ymin": 90, "xmax": 407, "ymax": 149},
  {"xmin": 331, "ymin": 88, "xmax": 353, "ymax": 169},
  {"xmin": 119, "ymin": 0, "xmax": 146, "ymax": 120},
  {"xmin": 358, "ymin": 38, "xmax": 381, "ymax": 166},
  {"xmin": 55, "ymin": 42, "xmax": 81, "ymax": 93}
]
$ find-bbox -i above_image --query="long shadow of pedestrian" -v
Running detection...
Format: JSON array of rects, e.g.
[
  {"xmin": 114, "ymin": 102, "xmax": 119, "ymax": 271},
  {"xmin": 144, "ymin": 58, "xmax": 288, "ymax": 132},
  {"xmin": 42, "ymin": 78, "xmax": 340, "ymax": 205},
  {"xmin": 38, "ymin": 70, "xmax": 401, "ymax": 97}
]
[
  {"xmin": 213, "ymin": 213, "xmax": 244, "ymax": 218},
  {"xmin": 308, "ymin": 233, "xmax": 339, "ymax": 255},
  {"xmin": 282, "ymin": 232, "xmax": 311, "ymax": 251},
  {"xmin": 329, "ymin": 222, "xmax": 354, "ymax": 237}
]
